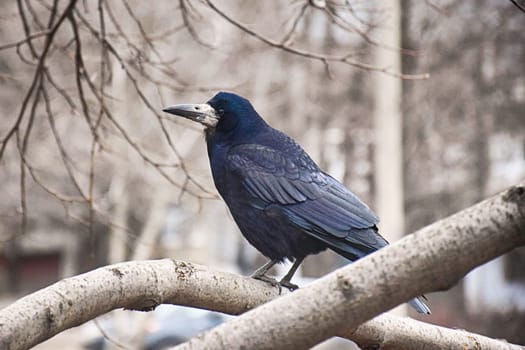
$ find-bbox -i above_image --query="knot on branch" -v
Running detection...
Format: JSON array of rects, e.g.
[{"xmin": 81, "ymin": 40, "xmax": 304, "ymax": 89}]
[
  {"xmin": 466, "ymin": 334, "xmax": 482, "ymax": 350},
  {"xmin": 360, "ymin": 344, "xmax": 381, "ymax": 350},
  {"xmin": 502, "ymin": 185, "xmax": 525, "ymax": 204},
  {"xmin": 127, "ymin": 297, "xmax": 161, "ymax": 312},
  {"xmin": 109, "ymin": 267, "xmax": 124, "ymax": 278},
  {"xmin": 45, "ymin": 307, "xmax": 55, "ymax": 335},
  {"xmin": 336, "ymin": 273, "xmax": 355, "ymax": 297},
  {"xmin": 172, "ymin": 260, "xmax": 195, "ymax": 280}
]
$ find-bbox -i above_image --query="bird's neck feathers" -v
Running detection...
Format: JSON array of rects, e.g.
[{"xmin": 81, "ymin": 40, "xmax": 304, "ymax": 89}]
[{"xmin": 206, "ymin": 109, "xmax": 268, "ymax": 146}]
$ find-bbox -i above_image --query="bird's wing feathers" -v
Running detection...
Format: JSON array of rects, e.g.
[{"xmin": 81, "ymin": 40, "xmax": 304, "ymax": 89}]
[
  {"xmin": 228, "ymin": 144, "xmax": 383, "ymax": 252},
  {"xmin": 228, "ymin": 144, "xmax": 324, "ymax": 204}
]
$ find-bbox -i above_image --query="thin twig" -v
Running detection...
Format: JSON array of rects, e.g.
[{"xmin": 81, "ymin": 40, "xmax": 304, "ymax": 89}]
[
  {"xmin": 0, "ymin": 30, "xmax": 51, "ymax": 51},
  {"xmin": 281, "ymin": 1, "xmax": 309, "ymax": 45},
  {"xmin": 179, "ymin": 0, "xmax": 216, "ymax": 49},
  {"xmin": 509, "ymin": 0, "xmax": 525, "ymax": 13},
  {"xmin": 204, "ymin": 0, "xmax": 429, "ymax": 79},
  {"xmin": 0, "ymin": 0, "xmax": 79, "ymax": 159}
]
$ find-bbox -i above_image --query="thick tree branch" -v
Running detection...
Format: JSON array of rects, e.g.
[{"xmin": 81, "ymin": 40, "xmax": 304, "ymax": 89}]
[
  {"xmin": 0, "ymin": 260, "xmax": 521, "ymax": 350},
  {"xmin": 348, "ymin": 313, "xmax": 523, "ymax": 350},
  {"xmin": 0, "ymin": 260, "xmax": 274, "ymax": 350},
  {"xmin": 0, "ymin": 183, "xmax": 523, "ymax": 350},
  {"xmin": 174, "ymin": 182, "xmax": 525, "ymax": 349}
]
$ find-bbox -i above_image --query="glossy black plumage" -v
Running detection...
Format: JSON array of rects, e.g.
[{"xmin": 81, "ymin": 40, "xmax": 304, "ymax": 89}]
[
  {"xmin": 204, "ymin": 92, "xmax": 386, "ymax": 262},
  {"xmin": 163, "ymin": 92, "xmax": 430, "ymax": 314}
]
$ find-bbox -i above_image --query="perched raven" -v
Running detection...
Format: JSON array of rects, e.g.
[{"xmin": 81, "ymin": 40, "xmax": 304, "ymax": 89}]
[{"xmin": 163, "ymin": 92, "xmax": 430, "ymax": 314}]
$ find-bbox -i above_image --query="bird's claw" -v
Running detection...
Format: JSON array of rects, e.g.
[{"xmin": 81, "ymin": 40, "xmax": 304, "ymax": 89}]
[
  {"xmin": 279, "ymin": 279, "xmax": 299, "ymax": 291},
  {"xmin": 251, "ymin": 274, "xmax": 278, "ymax": 285},
  {"xmin": 251, "ymin": 274, "xmax": 299, "ymax": 294},
  {"xmin": 251, "ymin": 274, "xmax": 282, "ymax": 293}
]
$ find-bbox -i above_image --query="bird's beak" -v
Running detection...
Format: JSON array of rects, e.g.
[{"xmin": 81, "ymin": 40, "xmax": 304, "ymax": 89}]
[{"xmin": 162, "ymin": 103, "xmax": 220, "ymax": 128}]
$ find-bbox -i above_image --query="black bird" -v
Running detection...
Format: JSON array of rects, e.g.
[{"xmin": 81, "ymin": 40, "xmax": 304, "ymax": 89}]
[{"xmin": 163, "ymin": 92, "xmax": 430, "ymax": 314}]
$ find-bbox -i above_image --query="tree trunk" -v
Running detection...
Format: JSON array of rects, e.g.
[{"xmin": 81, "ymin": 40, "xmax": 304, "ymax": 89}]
[
  {"xmin": 373, "ymin": 0, "xmax": 405, "ymax": 315},
  {"xmin": 373, "ymin": 0, "xmax": 404, "ymax": 244}
]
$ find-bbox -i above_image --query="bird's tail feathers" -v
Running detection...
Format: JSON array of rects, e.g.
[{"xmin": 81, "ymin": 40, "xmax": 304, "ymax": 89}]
[
  {"xmin": 331, "ymin": 241, "xmax": 431, "ymax": 314},
  {"xmin": 409, "ymin": 296, "xmax": 431, "ymax": 314}
]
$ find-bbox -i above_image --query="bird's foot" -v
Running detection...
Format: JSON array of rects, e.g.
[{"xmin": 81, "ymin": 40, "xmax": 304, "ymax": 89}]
[
  {"xmin": 251, "ymin": 274, "xmax": 283, "ymax": 294},
  {"xmin": 251, "ymin": 274, "xmax": 279, "ymax": 286},
  {"xmin": 251, "ymin": 274, "xmax": 300, "ymax": 294},
  {"xmin": 279, "ymin": 279, "xmax": 299, "ymax": 291}
]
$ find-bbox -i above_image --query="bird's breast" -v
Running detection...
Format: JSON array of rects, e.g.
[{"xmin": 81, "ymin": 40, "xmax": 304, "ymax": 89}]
[{"xmin": 207, "ymin": 141, "xmax": 241, "ymax": 200}]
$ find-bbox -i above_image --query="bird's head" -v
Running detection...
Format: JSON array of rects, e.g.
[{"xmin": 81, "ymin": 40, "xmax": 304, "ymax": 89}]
[{"xmin": 163, "ymin": 92, "xmax": 266, "ymax": 134}]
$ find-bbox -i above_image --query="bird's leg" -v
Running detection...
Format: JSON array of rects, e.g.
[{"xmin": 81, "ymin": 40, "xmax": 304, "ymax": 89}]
[
  {"xmin": 279, "ymin": 257, "xmax": 304, "ymax": 291},
  {"xmin": 250, "ymin": 259, "xmax": 279, "ymax": 286}
]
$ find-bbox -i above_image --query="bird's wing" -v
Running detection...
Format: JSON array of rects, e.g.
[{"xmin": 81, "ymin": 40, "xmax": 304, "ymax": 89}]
[
  {"xmin": 228, "ymin": 144, "xmax": 383, "ymax": 253},
  {"xmin": 228, "ymin": 144, "xmax": 325, "ymax": 204}
]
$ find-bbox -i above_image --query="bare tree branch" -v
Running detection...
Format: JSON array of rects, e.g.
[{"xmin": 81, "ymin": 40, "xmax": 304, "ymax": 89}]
[
  {"xmin": 347, "ymin": 313, "xmax": 524, "ymax": 350},
  {"xmin": 280, "ymin": 1, "xmax": 309, "ymax": 46},
  {"xmin": 0, "ymin": 182, "xmax": 524, "ymax": 350},
  {"xmin": 0, "ymin": 259, "xmax": 276, "ymax": 350},
  {"xmin": 0, "ymin": 30, "xmax": 51, "ymax": 51},
  {"xmin": 174, "ymin": 182, "xmax": 525, "ymax": 349},
  {"xmin": 1, "ymin": 0, "xmax": 436, "ymax": 248},
  {"xmin": 179, "ymin": 0, "xmax": 216, "ymax": 49},
  {"xmin": 0, "ymin": 0, "xmax": 78, "ymax": 159},
  {"xmin": 204, "ymin": 0, "xmax": 429, "ymax": 79},
  {"xmin": 509, "ymin": 0, "xmax": 525, "ymax": 14},
  {"xmin": 0, "ymin": 258, "xmax": 522, "ymax": 350}
]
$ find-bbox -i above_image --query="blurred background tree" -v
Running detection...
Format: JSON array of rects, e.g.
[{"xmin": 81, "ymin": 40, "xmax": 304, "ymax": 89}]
[{"xmin": 0, "ymin": 0, "xmax": 524, "ymax": 348}]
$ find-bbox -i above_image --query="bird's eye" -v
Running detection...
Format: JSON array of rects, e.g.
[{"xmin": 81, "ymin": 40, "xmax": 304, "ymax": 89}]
[{"xmin": 218, "ymin": 109, "xmax": 225, "ymax": 116}]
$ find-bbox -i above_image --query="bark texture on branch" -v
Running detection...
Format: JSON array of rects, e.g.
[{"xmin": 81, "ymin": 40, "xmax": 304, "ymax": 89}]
[
  {"xmin": 0, "ymin": 259, "xmax": 279, "ymax": 350},
  {"xmin": 173, "ymin": 182, "xmax": 525, "ymax": 350},
  {"xmin": 0, "ymin": 183, "xmax": 523, "ymax": 350},
  {"xmin": 348, "ymin": 313, "xmax": 524, "ymax": 350},
  {"xmin": 1, "ymin": 260, "xmax": 522, "ymax": 350}
]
